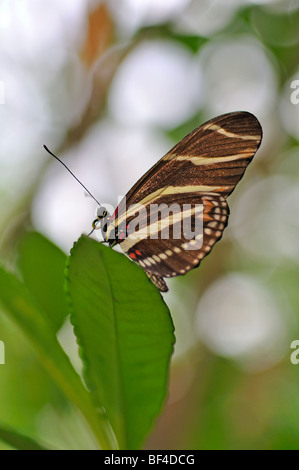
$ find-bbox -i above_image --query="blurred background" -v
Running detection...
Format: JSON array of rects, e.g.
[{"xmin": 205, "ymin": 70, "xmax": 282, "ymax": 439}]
[{"xmin": 1, "ymin": 0, "xmax": 299, "ymax": 450}]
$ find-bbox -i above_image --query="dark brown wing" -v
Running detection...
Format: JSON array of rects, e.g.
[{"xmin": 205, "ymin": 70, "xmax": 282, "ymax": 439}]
[{"xmin": 106, "ymin": 112, "xmax": 262, "ymax": 291}]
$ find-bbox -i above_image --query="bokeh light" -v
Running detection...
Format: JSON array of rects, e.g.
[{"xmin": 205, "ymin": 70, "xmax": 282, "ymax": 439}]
[
  {"xmin": 195, "ymin": 273, "xmax": 289, "ymax": 372},
  {"xmin": 109, "ymin": 40, "xmax": 203, "ymax": 128},
  {"xmin": 198, "ymin": 35, "xmax": 277, "ymax": 118},
  {"xmin": 230, "ymin": 175, "xmax": 299, "ymax": 263}
]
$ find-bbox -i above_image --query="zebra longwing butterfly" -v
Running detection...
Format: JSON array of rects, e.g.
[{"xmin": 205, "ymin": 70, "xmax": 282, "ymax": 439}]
[{"xmin": 92, "ymin": 111, "xmax": 262, "ymax": 292}]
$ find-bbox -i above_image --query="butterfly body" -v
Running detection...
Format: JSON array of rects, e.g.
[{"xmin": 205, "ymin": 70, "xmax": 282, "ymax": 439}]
[{"xmin": 96, "ymin": 112, "xmax": 262, "ymax": 292}]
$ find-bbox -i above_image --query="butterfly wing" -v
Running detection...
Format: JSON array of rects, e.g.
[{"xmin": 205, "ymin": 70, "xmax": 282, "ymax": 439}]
[{"xmin": 107, "ymin": 111, "xmax": 262, "ymax": 291}]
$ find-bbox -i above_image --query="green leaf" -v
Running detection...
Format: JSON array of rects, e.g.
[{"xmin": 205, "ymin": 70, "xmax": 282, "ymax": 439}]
[
  {"xmin": 66, "ymin": 236, "xmax": 175, "ymax": 450},
  {"xmin": 0, "ymin": 265, "xmax": 113, "ymax": 449},
  {"xmin": 0, "ymin": 423, "xmax": 48, "ymax": 450},
  {"xmin": 17, "ymin": 231, "xmax": 68, "ymax": 331}
]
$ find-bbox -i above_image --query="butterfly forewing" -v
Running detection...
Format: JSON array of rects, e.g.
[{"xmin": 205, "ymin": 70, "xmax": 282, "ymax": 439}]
[
  {"xmin": 106, "ymin": 111, "xmax": 262, "ymax": 291},
  {"xmin": 123, "ymin": 111, "xmax": 262, "ymax": 204}
]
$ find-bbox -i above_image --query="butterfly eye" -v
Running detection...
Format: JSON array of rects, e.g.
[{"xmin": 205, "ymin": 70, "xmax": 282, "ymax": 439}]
[
  {"xmin": 92, "ymin": 207, "xmax": 109, "ymax": 230},
  {"xmin": 96, "ymin": 207, "xmax": 108, "ymax": 219},
  {"xmin": 92, "ymin": 218, "xmax": 101, "ymax": 230}
]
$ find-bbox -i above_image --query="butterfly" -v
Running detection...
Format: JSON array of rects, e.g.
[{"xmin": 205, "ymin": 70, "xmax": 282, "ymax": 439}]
[{"xmin": 95, "ymin": 112, "xmax": 262, "ymax": 292}]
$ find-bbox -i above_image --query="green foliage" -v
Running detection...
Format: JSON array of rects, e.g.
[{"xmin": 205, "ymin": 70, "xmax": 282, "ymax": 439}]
[
  {"xmin": 18, "ymin": 232, "xmax": 69, "ymax": 331},
  {"xmin": 0, "ymin": 255, "xmax": 108, "ymax": 448},
  {"xmin": 0, "ymin": 233, "xmax": 174, "ymax": 449},
  {"xmin": 66, "ymin": 236, "xmax": 174, "ymax": 449},
  {"xmin": 0, "ymin": 423, "xmax": 47, "ymax": 450}
]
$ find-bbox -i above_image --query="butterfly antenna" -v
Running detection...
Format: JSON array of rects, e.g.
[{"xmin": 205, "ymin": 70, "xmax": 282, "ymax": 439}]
[
  {"xmin": 43, "ymin": 145, "xmax": 102, "ymax": 207},
  {"xmin": 87, "ymin": 227, "xmax": 95, "ymax": 237},
  {"xmin": 86, "ymin": 227, "xmax": 107, "ymax": 244}
]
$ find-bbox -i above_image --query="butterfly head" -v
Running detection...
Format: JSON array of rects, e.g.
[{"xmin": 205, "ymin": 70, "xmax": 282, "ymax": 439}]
[
  {"xmin": 92, "ymin": 206, "xmax": 111, "ymax": 240},
  {"xmin": 92, "ymin": 206, "xmax": 129, "ymax": 247}
]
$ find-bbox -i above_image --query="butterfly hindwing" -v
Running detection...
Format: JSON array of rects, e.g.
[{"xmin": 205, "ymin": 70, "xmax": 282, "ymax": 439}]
[
  {"xmin": 123, "ymin": 193, "xmax": 229, "ymax": 278},
  {"xmin": 145, "ymin": 272, "xmax": 169, "ymax": 293}
]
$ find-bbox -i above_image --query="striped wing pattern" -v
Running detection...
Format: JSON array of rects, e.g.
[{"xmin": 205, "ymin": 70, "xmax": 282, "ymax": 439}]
[{"xmin": 106, "ymin": 112, "xmax": 262, "ymax": 292}]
